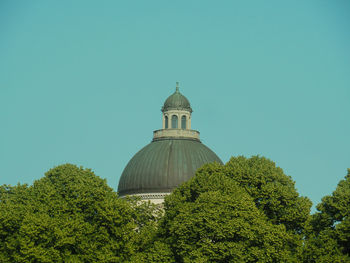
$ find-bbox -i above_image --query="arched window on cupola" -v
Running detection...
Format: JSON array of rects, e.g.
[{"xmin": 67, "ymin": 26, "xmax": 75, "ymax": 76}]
[
  {"xmin": 165, "ymin": 116, "xmax": 168, "ymax": 129},
  {"xmin": 171, "ymin": 115, "xmax": 178, "ymax": 128},
  {"xmin": 181, "ymin": 115, "xmax": 186, "ymax": 129}
]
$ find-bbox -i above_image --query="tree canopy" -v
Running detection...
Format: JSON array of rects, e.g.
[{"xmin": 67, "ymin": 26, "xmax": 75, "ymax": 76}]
[
  {"xmin": 158, "ymin": 168, "xmax": 297, "ymax": 262},
  {"xmin": 135, "ymin": 156, "xmax": 312, "ymax": 262},
  {"xmin": 302, "ymin": 169, "xmax": 350, "ymax": 262},
  {"xmin": 223, "ymin": 156, "xmax": 312, "ymax": 234},
  {"xmin": 0, "ymin": 164, "xmax": 136, "ymax": 262},
  {"xmin": 0, "ymin": 158, "xmax": 349, "ymax": 262}
]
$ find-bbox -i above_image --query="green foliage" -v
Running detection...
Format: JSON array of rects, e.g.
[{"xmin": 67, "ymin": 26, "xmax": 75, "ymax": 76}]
[
  {"xmin": 303, "ymin": 169, "xmax": 350, "ymax": 262},
  {"xmin": 129, "ymin": 241, "xmax": 174, "ymax": 263},
  {"xmin": 125, "ymin": 196, "xmax": 168, "ymax": 263},
  {"xmin": 302, "ymin": 229, "xmax": 350, "ymax": 263},
  {"xmin": 130, "ymin": 156, "xmax": 313, "ymax": 262},
  {"xmin": 0, "ymin": 164, "xmax": 136, "ymax": 262},
  {"xmin": 223, "ymin": 156, "xmax": 312, "ymax": 234},
  {"xmin": 1, "ymin": 158, "xmax": 349, "ymax": 262},
  {"xmin": 157, "ymin": 166, "xmax": 298, "ymax": 262}
]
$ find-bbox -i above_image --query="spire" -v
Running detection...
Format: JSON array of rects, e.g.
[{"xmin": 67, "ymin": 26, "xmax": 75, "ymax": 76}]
[{"xmin": 176, "ymin": 82, "xmax": 179, "ymax": 92}]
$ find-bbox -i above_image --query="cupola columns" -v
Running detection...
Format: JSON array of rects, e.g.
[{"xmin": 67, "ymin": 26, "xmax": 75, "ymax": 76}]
[{"xmin": 162, "ymin": 110, "xmax": 191, "ymax": 130}]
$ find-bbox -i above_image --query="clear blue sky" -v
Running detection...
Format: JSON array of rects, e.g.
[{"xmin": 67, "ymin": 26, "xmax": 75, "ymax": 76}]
[{"xmin": 1, "ymin": 1, "xmax": 349, "ymax": 210}]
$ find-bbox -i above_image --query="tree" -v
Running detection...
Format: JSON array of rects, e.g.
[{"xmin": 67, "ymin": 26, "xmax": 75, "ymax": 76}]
[
  {"xmin": 125, "ymin": 197, "xmax": 173, "ymax": 263},
  {"xmin": 156, "ymin": 164, "xmax": 298, "ymax": 262},
  {"xmin": 223, "ymin": 156, "xmax": 312, "ymax": 235},
  {"xmin": 303, "ymin": 169, "xmax": 350, "ymax": 262},
  {"xmin": 0, "ymin": 164, "xmax": 136, "ymax": 262}
]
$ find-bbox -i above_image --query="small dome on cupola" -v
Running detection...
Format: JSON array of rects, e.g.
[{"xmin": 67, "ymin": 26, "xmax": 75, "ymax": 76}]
[{"xmin": 162, "ymin": 82, "xmax": 192, "ymax": 113}]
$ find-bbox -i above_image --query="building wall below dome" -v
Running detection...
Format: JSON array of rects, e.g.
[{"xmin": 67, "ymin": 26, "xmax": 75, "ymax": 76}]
[{"xmin": 122, "ymin": 192, "xmax": 170, "ymax": 205}]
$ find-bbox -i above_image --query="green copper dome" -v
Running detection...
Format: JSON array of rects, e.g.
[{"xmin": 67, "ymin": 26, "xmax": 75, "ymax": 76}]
[
  {"xmin": 162, "ymin": 85, "xmax": 192, "ymax": 113},
  {"xmin": 118, "ymin": 138, "xmax": 222, "ymax": 196}
]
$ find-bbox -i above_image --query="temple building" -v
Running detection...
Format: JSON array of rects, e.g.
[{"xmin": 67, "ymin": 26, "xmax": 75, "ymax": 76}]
[{"xmin": 118, "ymin": 83, "xmax": 222, "ymax": 203}]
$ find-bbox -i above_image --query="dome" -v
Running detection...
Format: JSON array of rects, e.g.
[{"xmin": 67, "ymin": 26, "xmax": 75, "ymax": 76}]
[
  {"xmin": 162, "ymin": 86, "xmax": 192, "ymax": 113},
  {"xmin": 117, "ymin": 83, "xmax": 222, "ymax": 201},
  {"xmin": 118, "ymin": 138, "xmax": 222, "ymax": 196}
]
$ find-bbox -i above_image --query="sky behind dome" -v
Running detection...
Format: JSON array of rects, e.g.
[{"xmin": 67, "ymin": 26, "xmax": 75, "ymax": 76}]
[{"xmin": 1, "ymin": 1, "xmax": 349, "ymax": 210}]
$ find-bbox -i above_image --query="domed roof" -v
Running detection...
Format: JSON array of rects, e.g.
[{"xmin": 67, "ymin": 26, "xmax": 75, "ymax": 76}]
[
  {"xmin": 162, "ymin": 85, "xmax": 192, "ymax": 113},
  {"xmin": 118, "ymin": 138, "xmax": 222, "ymax": 196}
]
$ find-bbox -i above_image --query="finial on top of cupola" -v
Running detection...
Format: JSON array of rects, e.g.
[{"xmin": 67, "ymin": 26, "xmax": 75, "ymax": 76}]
[{"xmin": 176, "ymin": 82, "xmax": 179, "ymax": 92}]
